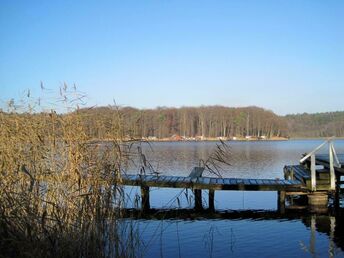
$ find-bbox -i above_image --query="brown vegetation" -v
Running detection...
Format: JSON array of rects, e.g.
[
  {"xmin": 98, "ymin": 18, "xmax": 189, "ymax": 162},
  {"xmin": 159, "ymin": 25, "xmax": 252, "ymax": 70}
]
[{"xmin": 0, "ymin": 88, "xmax": 141, "ymax": 258}]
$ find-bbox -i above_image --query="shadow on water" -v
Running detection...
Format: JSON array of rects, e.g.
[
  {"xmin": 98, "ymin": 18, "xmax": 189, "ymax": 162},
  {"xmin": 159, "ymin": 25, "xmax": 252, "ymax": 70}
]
[{"xmin": 119, "ymin": 207, "xmax": 344, "ymax": 258}]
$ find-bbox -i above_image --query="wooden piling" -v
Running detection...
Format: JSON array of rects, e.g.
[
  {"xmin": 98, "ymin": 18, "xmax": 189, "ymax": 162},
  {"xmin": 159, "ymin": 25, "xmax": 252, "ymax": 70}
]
[
  {"xmin": 310, "ymin": 154, "xmax": 316, "ymax": 191},
  {"xmin": 278, "ymin": 191, "xmax": 286, "ymax": 214},
  {"xmin": 194, "ymin": 189, "xmax": 203, "ymax": 210},
  {"xmin": 209, "ymin": 189, "xmax": 215, "ymax": 211},
  {"xmin": 308, "ymin": 192, "xmax": 328, "ymax": 213},
  {"xmin": 141, "ymin": 186, "xmax": 150, "ymax": 211}
]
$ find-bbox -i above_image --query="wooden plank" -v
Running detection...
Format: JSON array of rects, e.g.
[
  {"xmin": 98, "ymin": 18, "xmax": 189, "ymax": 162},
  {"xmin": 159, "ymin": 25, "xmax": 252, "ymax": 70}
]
[
  {"xmin": 237, "ymin": 179, "xmax": 243, "ymax": 184},
  {"xmin": 230, "ymin": 178, "xmax": 237, "ymax": 185},
  {"xmin": 118, "ymin": 173, "xmax": 306, "ymax": 192},
  {"xmin": 243, "ymin": 179, "xmax": 251, "ymax": 185},
  {"xmin": 249, "ymin": 179, "xmax": 257, "ymax": 185},
  {"xmin": 191, "ymin": 177, "xmax": 198, "ymax": 183},
  {"xmin": 144, "ymin": 175, "xmax": 156, "ymax": 181},
  {"xmin": 256, "ymin": 179, "xmax": 264, "ymax": 185},
  {"xmin": 175, "ymin": 177, "xmax": 185, "ymax": 183},
  {"xmin": 224, "ymin": 178, "xmax": 231, "ymax": 185},
  {"xmin": 169, "ymin": 176, "xmax": 180, "ymax": 184},
  {"xmin": 155, "ymin": 176, "xmax": 168, "ymax": 182},
  {"xmin": 183, "ymin": 177, "xmax": 192, "ymax": 183},
  {"xmin": 202, "ymin": 177, "xmax": 211, "ymax": 185},
  {"xmin": 195, "ymin": 177, "xmax": 204, "ymax": 184},
  {"xmin": 277, "ymin": 180, "xmax": 285, "ymax": 185},
  {"xmin": 263, "ymin": 179, "xmax": 272, "ymax": 185},
  {"xmin": 216, "ymin": 178, "xmax": 224, "ymax": 185},
  {"xmin": 210, "ymin": 178, "xmax": 217, "ymax": 185}
]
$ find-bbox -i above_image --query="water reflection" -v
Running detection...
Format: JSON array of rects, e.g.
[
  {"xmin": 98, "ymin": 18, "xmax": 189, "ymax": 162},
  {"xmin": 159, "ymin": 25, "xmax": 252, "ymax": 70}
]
[
  {"xmin": 120, "ymin": 140, "xmax": 344, "ymax": 257},
  {"xmin": 120, "ymin": 208, "xmax": 344, "ymax": 258}
]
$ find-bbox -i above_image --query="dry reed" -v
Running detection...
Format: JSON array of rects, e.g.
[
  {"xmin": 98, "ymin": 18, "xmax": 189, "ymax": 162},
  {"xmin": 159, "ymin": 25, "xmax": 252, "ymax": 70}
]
[{"xmin": 0, "ymin": 86, "xmax": 138, "ymax": 258}]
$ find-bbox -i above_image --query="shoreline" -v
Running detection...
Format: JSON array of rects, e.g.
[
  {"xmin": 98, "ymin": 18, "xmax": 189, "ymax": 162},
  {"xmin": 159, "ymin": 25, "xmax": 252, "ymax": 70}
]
[{"xmin": 88, "ymin": 137, "xmax": 344, "ymax": 144}]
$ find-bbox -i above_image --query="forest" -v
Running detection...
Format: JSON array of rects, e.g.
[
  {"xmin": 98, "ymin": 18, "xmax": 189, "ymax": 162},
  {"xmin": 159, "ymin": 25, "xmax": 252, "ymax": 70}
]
[{"xmin": 76, "ymin": 106, "xmax": 344, "ymax": 139}]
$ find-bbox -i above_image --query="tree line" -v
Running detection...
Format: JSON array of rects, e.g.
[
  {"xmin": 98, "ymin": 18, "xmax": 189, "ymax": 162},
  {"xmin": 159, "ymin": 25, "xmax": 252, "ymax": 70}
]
[
  {"xmin": 286, "ymin": 111, "xmax": 344, "ymax": 138},
  {"xmin": 78, "ymin": 106, "xmax": 288, "ymax": 139},
  {"xmin": 3, "ymin": 105, "xmax": 344, "ymax": 139}
]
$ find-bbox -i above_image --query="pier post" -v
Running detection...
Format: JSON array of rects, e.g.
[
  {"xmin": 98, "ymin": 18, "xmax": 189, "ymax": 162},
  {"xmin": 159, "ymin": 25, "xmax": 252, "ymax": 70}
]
[
  {"xmin": 194, "ymin": 189, "xmax": 203, "ymax": 211},
  {"xmin": 329, "ymin": 143, "xmax": 336, "ymax": 190},
  {"xmin": 310, "ymin": 154, "xmax": 316, "ymax": 191},
  {"xmin": 278, "ymin": 191, "xmax": 286, "ymax": 214},
  {"xmin": 141, "ymin": 186, "xmax": 150, "ymax": 211},
  {"xmin": 209, "ymin": 189, "xmax": 215, "ymax": 211},
  {"xmin": 307, "ymin": 192, "xmax": 328, "ymax": 213}
]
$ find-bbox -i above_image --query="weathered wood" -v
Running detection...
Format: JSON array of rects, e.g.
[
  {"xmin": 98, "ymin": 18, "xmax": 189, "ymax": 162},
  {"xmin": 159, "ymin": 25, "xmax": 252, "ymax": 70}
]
[
  {"xmin": 329, "ymin": 142, "xmax": 336, "ymax": 190},
  {"xmin": 170, "ymin": 176, "xmax": 180, "ymax": 183},
  {"xmin": 300, "ymin": 140, "xmax": 329, "ymax": 163},
  {"xmin": 120, "ymin": 174, "xmax": 304, "ymax": 192},
  {"xmin": 141, "ymin": 186, "xmax": 150, "ymax": 210},
  {"xmin": 203, "ymin": 177, "xmax": 211, "ymax": 185},
  {"xmin": 216, "ymin": 178, "xmax": 224, "ymax": 184},
  {"xmin": 144, "ymin": 175, "xmax": 155, "ymax": 181},
  {"xmin": 243, "ymin": 179, "xmax": 251, "ymax": 185},
  {"xmin": 209, "ymin": 189, "xmax": 215, "ymax": 211},
  {"xmin": 311, "ymin": 154, "xmax": 316, "ymax": 191},
  {"xmin": 210, "ymin": 178, "xmax": 217, "ymax": 185},
  {"xmin": 249, "ymin": 179, "xmax": 257, "ymax": 185},
  {"xmin": 229, "ymin": 178, "xmax": 236, "ymax": 184},
  {"xmin": 223, "ymin": 178, "xmax": 230, "ymax": 185},
  {"xmin": 278, "ymin": 191, "xmax": 286, "ymax": 214},
  {"xmin": 194, "ymin": 189, "xmax": 202, "ymax": 210},
  {"xmin": 256, "ymin": 179, "xmax": 264, "ymax": 185},
  {"xmin": 176, "ymin": 177, "xmax": 184, "ymax": 183}
]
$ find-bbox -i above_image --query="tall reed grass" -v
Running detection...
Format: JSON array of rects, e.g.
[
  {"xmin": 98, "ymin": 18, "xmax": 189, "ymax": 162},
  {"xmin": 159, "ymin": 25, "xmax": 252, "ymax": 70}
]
[{"xmin": 0, "ymin": 86, "xmax": 137, "ymax": 258}]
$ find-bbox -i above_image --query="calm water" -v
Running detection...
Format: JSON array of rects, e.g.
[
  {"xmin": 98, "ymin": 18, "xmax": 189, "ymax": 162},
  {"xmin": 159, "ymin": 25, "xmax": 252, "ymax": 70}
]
[{"xmin": 121, "ymin": 140, "xmax": 344, "ymax": 257}]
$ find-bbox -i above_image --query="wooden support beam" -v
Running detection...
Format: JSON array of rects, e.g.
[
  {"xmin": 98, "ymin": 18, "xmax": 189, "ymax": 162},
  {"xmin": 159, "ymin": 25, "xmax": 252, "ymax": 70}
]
[
  {"xmin": 311, "ymin": 154, "xmax": 316, "ymax": 191},
  {"xmin": 209, "ymin": 189, "xmax": 215, "ymax": 211},
  {"xmin": 141, "ymin": 186, "xmax": 150, "ymax": 211},
  {"xmin": 300, "ymin": 140, "xmax": 330, "ymax": 163},
  {"xmin": 278, "ymin": 191, "xmax": 286, "ymax": 214},
  {"xmin": 329, "ymin": 142, "xmax": 336, "ymax": 190},
  {"xmin": 194, "ymin": 189, "xmax": 203, "ymax": 211}
]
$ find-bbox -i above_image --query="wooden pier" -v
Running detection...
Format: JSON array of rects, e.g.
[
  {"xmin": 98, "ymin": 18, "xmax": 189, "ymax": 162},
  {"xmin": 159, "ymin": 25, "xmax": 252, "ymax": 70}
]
[
  {"xmin": 119, "ymin": 139, "xmax": 343, "ymax": 213},
  {"xmin": 121, "ymin": 173, "xmax": 304, "ymax": 211}
]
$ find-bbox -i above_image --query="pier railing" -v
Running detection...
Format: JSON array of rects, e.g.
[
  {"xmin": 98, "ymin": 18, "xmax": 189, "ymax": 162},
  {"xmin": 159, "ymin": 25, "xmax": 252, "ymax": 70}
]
[{"xmin": 300, "ymin": 138, "xmax": 340, "ymax": 191}]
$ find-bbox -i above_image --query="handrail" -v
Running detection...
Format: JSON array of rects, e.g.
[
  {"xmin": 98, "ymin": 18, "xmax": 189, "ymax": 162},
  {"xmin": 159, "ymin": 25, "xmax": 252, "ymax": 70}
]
[
  {"xmin": 299, "ymin": 137, "xmax": 334, "ymax": 163},
  {"xmin": 299, "ymin": 137, "xmax": 338, "ymax": 191},
  {"xmin": 330, "ymin": 143, "xmax": 341, "ymax": 167}
]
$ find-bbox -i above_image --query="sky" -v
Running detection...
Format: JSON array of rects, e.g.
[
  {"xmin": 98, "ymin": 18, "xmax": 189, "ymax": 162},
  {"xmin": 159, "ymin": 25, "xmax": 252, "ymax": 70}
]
[{"xmin": 0, "ymin": 0, "xmax": 343, "ymax": 115}]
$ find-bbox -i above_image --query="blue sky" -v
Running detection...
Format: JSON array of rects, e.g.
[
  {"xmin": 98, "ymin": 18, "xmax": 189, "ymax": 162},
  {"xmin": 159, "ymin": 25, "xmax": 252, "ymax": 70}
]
[{"xmin": 1, "ymin": 0, "xmax": 343, "ymax": 115}]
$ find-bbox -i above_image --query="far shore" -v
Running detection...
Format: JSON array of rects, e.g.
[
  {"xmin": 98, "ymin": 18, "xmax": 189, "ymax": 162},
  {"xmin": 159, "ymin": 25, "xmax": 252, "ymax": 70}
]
[{"xmin": 88, "ymin": 136, "xmax": 344, "ymax": 144}]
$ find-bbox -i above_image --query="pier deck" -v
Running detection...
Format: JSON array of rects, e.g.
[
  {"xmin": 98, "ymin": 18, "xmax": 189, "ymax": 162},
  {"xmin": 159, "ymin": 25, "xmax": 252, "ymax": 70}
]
[{"xmin": 121, "ymin": 174, "xmax": 303, "ymax": 192}]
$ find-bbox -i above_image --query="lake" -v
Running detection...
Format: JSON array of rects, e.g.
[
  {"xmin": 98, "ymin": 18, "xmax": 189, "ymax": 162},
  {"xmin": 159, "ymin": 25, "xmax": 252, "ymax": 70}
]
[{"xmin": 121, "ymin": 140, "xmax": 344, "ymax": 258}]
